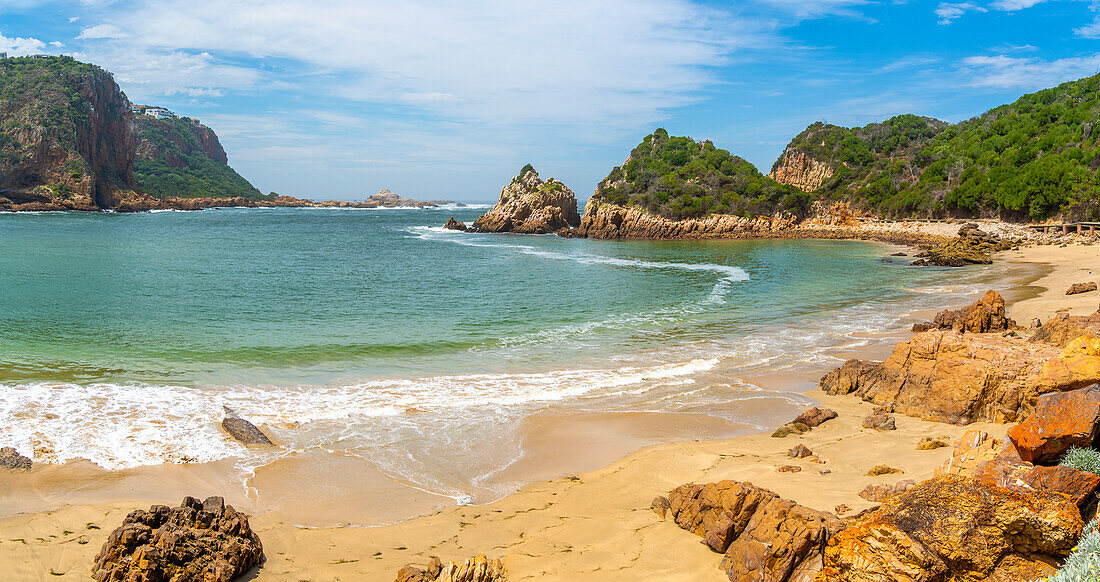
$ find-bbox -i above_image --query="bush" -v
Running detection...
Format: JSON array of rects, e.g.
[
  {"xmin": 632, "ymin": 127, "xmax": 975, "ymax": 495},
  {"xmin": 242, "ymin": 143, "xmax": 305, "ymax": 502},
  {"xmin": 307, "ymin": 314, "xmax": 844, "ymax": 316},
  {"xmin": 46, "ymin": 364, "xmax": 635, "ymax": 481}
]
[{"xmin": 1059, "ymin": 446, "xmax": 1100, "ymax": 476}]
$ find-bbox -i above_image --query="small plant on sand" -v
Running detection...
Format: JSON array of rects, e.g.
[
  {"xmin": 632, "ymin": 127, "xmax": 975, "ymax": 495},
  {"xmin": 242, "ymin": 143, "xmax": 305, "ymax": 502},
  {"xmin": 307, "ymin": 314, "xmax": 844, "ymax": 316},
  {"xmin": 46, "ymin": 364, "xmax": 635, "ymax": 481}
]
[
  {"xmin": 1045, "ymin": 517, "xmax": 1100, "ymax": 581},
  {"xmin": 1059, "ymin": 446, "xmax": 1100, "ymax": 476}
]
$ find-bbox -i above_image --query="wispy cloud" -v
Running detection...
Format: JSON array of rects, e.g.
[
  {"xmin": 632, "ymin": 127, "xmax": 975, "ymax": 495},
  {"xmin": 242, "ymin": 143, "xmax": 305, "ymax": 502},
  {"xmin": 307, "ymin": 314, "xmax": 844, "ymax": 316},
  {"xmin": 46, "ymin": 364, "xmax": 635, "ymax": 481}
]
[
  {"xmin": 960, "ymin": 53, "xmax": 1100, "ymax": 89},
  {"xmin": 77, "ymin": 23, "xmax": 126, "ymax": 39},
  {"xmin": 935, "ymin": 2, "xmax": 987, "ymax": 25}
]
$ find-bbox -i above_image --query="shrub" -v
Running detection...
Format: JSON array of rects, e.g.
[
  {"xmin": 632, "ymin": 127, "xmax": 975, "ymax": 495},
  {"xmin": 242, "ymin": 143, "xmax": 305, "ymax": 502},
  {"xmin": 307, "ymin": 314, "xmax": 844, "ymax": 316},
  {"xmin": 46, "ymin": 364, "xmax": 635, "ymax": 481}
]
[
  {"xmin": 1059, "ymin": 446, "xmax": 1100, "ymax": 476},
  {"xmin": 1045, "ymin": 517, "xmax": 1100, "ymax": 581}
]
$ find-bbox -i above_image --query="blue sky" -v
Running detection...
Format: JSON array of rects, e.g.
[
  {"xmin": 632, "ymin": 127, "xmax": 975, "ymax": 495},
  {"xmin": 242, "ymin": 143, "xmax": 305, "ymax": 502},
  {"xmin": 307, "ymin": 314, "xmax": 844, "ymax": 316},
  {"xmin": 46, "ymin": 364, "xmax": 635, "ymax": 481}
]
[{"xmin": 2, "ymin": 0, "xmax": 1099, "ymax": 202}]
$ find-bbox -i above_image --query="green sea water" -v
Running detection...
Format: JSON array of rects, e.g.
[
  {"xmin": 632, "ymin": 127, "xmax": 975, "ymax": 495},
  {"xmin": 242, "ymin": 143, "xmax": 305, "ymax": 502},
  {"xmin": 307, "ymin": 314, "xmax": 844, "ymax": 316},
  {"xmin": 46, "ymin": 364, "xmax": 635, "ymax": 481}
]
[{"xmin": 0, "ymin": 206, "xmax": 1012, "ymax": 502}]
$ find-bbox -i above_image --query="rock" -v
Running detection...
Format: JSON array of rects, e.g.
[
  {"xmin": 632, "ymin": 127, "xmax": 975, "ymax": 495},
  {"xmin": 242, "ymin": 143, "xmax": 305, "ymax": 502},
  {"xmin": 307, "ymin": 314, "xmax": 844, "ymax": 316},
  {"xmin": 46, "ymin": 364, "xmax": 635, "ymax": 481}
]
[
  {"xmin": 667, "ymin": 480, "xmax": 844, "ymax": 581},
  {"xmin": 471, "ymin": 166, "xmax": 580, "ymax": 234},
  {"xmin": 0, "ymin": 446, "xmax": 32, "ymax": 470},
  {"xmin": 1030, "ymin": 310, "xmax": 1100, "ymax": 347},
  {"xmin": 396, "ymin": 555, "xmax": 506, "ymax": 582},
  {"xmin": 92, "ymin": 496, "xmax": 263, "ymax": 582},
  {"xmin": 767, "ymin": 148, "xmax": 835, "ymax": 192},
  {"xmin": 866, "ymin": 465, "xmax": 903, "ymax": 476},
  {"xmin": 788, "ymin": 444, "xmax": 813, "ymax": 458},
  {"xmin": 443, "ymin": 217, "xmax": 467, "ymax": 231},
  {"xmin": 834, "ymin": 504, "xmax": 851, "ymax": 515},
  {"xmin": 651, "ymin": 495, "xmax": 671, "ymax": 519},
  {"xmin": 820, "ymin": 330, "xmax": 1100, "ymax": 424},
  {"xmin": 912, "ymin": 231, "xmax": 1012, "ymax": 267},
  {"xmin": 819, "ymin": 475, "xmax": 1082, "ymax": 581},
  {"xmin": 1007, "ymin": 384, "xmax": 1100, "ymax": 464},
  {"xmin": 793, "ymin": 407, "xmax": 838, "ymax": 428},
  {"xmin": 858, "ymin": 479, "xmax": 916, "ymax": 502},
  {"xmin": 777, "ymin": 465, "xmax": 802, "ymax": 473},
  {"xmin": 891, "ymin": 252, "xmax": 908, "ymax": 257},
  {"xmin": 1067, "ymin": 281, "xmax": 1098, "ymax": 295},
  {"xmin": 1031, "ymin": 317, "xmax": 1042, "ymax": 328},
  {"xmin": 771, "ymin": 422, "xmax": 810, "ymax": 438},
  {"xmin": 820, "ymin": 469, "xmax": 832, "ymax": 475},
  {"xmin": 396, "ymin": 557, "xmax": 443, "ymax": 582},
  {"xmin": 221, "ymin": 406, "xmax": 275, "ymax": 446},
  {"xmin": 861, "ymin": 413, "xmax": 896, "ymax": 431},
  {"xmin": 919, "ymin": 290, "xmax": 1017, "ymax": 334},
  {"xmin": 935, "ymin": 430, "xmax": 1003, "ymax": 477},
  {"xmin": 363, "ymin": 188, "xmax": 439, "ymax": 208},
  {"xmin": 916, "ymin": 436, "xmax": 949, "ymax": 450}
]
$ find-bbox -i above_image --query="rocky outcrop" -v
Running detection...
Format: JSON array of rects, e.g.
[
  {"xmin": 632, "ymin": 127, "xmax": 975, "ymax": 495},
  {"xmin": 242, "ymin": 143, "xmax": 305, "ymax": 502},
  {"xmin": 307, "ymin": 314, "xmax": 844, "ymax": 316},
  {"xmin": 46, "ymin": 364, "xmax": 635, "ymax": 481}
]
[
  {"xmin": 395, "ymin": 555, "xmax": 507, "ymax": 582},
  {"xmin": 1068, "ymin": 281, "xmax": 1098, "ymax": 295},
  {"xmin": 363, "ymin": 189, "xmax": 451, "ymax": 208},
  {"xmin": 221, "ymin": 407, "xmax": 275, "ymax": 446},
  {"xmin": 1007, "ymin": 385, "xmax": 1100, "ymax": 464},
  {"xmin": 663, "ymin": 480, "xmax": 845, "ymax": 582},
  {"xmin": 819, "ymin": 475, "xmax": 1081, "ymax": 582},
  {"xmin": 471, "ymin": 166, "xmax": 580, "ymax": 234},
  {"xmin": 772, "ymin": 407, "xmax": 838, "ymax": 438},
  {"xmin": 911, "ymin": 290, "xmax": 1016, "ymax": 334},
  {"xmin": 821, "ymin": 324, "xmax": 1100, "ymax": 424},
  {"xmin": 1031, "ymin": 310, "xmax": 1100, "ymax": 347},
  {"xmin": 767, "ymin": 148, "xmax": 835, "ymax": 192},
  {"xmin": 0, "ymin": 446, "xmax": 32, "ymax": 470},
  {"xmin": 0, "ymin": 56, "xmax": 138, "ymax": 211},
  {"xmin": 911, "ymin": 224, "xmax": 1014, "ymax": 267},
  {"xmin": 443, "ymin": 217, "xmax": 467, "ymax": 231},
  {"xmin": 575, "ymin": 200, "xmax": 796, "ymax": 240},
  {"xmin": 858, "ymin": 479, "xmax": 916, "ymax": 502},
  {"xmin": 92, "ymin": 496, "xmax": 263, "ymax": 582}
]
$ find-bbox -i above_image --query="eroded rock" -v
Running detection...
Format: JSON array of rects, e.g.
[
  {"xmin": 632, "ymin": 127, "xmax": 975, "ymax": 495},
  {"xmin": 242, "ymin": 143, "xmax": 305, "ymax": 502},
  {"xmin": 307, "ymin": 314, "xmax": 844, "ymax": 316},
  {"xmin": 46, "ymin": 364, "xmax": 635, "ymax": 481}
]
[
  {"xmin": 92, "ymin": 496, "xmax": 263, "ymax": 582},
  {"xmin": 788, "ymin": 444, "xmax": 813, "ymax": 458},
  {"xmin": 858, "ymin": 479, "xmax": 916, "ymax": 502},
  {"xmin": 221, "ymin": 407, "xmax": 275, "ymax": 446},
  {"xmin": 793, "ymin": 407, "xmax": 838, "ymax": 428},
  {"xmin": 1007, "ymin": 384, "xmax": 1100, "ymax": 464},
  {"xmin": 0, "ymin": 446, "xmax": 32, "ymax": 470},
  {"xmin": 862, "ymin": 413, "xmax": 896, "ymax": 431},
  {"xmin": 1067, "ymin": 281, "xmax": 1098, "ymax": 295},
  {"xmin": 471, "ymin": 166, "xmax": 579, "ymax": 234},
  {"xmin": 443, "ymin": 217, "xmax": 467, "ymax": 231},
  {"xmin": 396, "ymin": 555, "xmax": 506, "ymax": 582}
]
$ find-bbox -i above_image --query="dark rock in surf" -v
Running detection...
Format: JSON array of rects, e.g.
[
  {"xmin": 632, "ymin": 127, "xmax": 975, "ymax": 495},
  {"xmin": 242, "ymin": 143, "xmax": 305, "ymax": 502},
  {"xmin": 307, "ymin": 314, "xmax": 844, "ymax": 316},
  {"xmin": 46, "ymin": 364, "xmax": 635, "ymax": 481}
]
[
  {"xmin": 221, "ymin": 407, "xmax": 275, "ymax": 446},
  {"xmin": 0, "ymin": 446, "xmax": 32, "ymax": 470}
]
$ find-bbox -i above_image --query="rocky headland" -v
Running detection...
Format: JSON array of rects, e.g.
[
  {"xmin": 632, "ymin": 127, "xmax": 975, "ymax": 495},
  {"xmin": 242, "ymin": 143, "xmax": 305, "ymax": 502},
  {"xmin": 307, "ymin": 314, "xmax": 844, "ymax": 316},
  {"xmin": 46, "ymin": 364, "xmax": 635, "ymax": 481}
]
[{"xmin": 461, "ymin": 165, "xmax": 580, "ymax": 234}]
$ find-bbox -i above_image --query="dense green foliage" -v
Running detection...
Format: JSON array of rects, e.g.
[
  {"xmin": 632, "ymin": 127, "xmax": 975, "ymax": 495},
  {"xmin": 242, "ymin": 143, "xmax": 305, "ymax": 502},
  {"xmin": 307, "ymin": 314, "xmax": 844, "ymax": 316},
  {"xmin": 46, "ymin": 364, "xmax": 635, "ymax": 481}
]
[
  {"xmin": 783, "ymin": 74, "xmax": 1100, "ymax": 221},
  {"xmin": 134, "ymin": 116, "xmax": 265, "ymax": 199},
  {"xmin": 0, "ymin": 56, "xmax": 100, "ymax": 176},
  {"xmin": 594, "ymin": 128, "xmax": 808, "ymax": 219}
]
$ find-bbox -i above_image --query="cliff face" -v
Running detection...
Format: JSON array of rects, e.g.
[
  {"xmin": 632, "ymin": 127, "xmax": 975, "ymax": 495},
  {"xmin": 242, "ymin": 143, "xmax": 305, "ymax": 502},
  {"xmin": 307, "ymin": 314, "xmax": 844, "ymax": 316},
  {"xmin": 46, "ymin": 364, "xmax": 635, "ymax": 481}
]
[
  {"xmin": 0, "ymin": 56, "xmax": 138, "ymax": 210},
  {"xmin": 471, "ymin": 165, "xmax": 580, "ymax": 234},
  {"xmin": 767, "ymin": 148, "xmax": 835, "ymax": 192},
  {"xmin": 575, "ymin": 199, "xmax": 796, "ymax": 239},
  {"xmin": 133, "ymin": 114, "xmax": 262, "ymax": 199}
]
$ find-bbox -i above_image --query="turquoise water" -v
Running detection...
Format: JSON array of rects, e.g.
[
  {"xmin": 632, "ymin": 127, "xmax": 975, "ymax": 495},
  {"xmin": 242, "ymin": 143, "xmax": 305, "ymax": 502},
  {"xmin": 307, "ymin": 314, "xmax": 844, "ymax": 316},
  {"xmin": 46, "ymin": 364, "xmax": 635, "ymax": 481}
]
[{"xmin": 0, "ymin": 207, "xmax": 1008, "ymax": 501}]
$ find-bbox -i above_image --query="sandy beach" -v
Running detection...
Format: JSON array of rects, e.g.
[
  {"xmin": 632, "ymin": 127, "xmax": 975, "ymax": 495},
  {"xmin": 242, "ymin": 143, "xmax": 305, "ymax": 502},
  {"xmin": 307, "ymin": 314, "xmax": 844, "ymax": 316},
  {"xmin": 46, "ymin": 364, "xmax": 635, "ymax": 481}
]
[{"xmin": 1, "ymin": 236, "xmax": 1097, "ymax": 581}]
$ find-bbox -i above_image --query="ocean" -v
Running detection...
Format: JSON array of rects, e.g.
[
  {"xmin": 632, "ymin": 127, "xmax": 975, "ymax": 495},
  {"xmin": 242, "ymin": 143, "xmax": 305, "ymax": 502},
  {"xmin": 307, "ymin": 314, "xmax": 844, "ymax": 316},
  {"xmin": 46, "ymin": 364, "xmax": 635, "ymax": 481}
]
[{"xmin": 0, "ymin": 205, "xmax": 1019, "ymax": 514}]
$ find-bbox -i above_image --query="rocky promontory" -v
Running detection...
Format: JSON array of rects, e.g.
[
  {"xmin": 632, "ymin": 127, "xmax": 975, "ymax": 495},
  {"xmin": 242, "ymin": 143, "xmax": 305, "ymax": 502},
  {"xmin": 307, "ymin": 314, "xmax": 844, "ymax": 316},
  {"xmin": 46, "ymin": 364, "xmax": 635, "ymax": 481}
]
[{"xmin": 468, "ymin": 165, "xmax": 580, "ymax": 234}]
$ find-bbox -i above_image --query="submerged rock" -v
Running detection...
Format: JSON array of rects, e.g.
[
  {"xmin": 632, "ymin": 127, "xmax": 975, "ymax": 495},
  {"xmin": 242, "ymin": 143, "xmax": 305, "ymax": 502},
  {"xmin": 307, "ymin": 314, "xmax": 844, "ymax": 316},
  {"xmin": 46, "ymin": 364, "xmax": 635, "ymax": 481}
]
[
  {"xmin": 443, "ymin": 217, "xmax": 467, "ymax": 231},
  {"xmin": 221, "ymin": 407, "xmax": 275, "ymax": 446},
  {"xmin": 0, "ymin": 446, "xmax": 31, "ymax": 471},
  {"xmin": 92, "ymin": 496, "xmax": 264, "ymax": 582},
  {"xmin": 471, "ymin": 166, "xmax": 580, "ymax": 234}
]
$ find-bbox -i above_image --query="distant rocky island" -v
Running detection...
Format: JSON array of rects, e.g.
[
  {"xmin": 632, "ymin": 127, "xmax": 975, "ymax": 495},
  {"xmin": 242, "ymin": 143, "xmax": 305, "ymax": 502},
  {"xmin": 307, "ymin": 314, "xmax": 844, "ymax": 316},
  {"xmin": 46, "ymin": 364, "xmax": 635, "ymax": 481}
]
[{"xmin": 362, "ymin": 189, "xmax": 459, "ymax": 208}]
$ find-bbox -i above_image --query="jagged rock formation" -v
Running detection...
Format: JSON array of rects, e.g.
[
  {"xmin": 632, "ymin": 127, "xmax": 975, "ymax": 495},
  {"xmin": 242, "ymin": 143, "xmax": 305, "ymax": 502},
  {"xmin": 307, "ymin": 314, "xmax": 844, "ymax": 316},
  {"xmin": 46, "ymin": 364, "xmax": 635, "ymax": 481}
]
[
  {"xmin": 911, "ymin": 224, "xmax": 1014, "ymax": 267},
  {"xmin": 0, "ymin": 56, "xmax": 139, "ymax": 210},
  {"xmin": 911, "ymin": 290, "xmax": 1017, "ymax": 333},
  {"xmin": 443, "ymin": 217, "xmax": 467, "ymax": 230},
  {"xmin": 471, "ymin": 165, "xmax": 579, "ymax": 234},
  {"xmin": 576, "ymin": 200, "xmax": 797, "ymax": 239},
  {"xmin": 660, "ymin": 480, "xmax": 844, "ymax": 581},
  {"xmin": 92, "ymin": 496, "xmax": 263, "ymax": 582},
  {"xmin": 395, "ymin": 555, "xmax": 507, "ymax": 582},
  {"xmin": 767, "ymin": 148, "xmax": 835, "ymax": 192},
  {"xmin": 821, "ymin": 326, "xmax": 1100, "ymax": 424},
  {"xmin": 1068, "ymin": 281, "xmax": 1098, "ymax": 295},
  {"xmin": 819, "ymin": 475, "xmax": 1080, "ymax": 581}
]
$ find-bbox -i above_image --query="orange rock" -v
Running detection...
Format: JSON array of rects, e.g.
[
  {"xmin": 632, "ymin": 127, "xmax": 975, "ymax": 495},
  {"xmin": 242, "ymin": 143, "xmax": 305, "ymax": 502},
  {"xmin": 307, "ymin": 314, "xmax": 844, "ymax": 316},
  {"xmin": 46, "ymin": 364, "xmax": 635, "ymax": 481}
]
[
  {"xmin": 818, "ymin": 475, "xmax": 1082, "ymax": 582},
  {"xmin": 928, "ymin": 290, "xmax": 1017, "ymax": 333},
  {"xmin": 934, "ymin": 430, "xmax": 1002, "ymax": 477},
  {"xmin": 1007, "ymin": 384, "xmax": 1100, "ymax": 464}
]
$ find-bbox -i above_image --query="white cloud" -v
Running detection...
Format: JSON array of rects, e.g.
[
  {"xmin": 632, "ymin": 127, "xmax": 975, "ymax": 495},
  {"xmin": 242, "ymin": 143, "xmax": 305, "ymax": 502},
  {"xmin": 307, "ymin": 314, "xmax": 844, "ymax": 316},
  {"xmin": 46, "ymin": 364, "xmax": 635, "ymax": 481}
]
[
  {"xmin": 0, "ymin": 31, "xmax": 47, "ymax": 55},
  {"xmin": 77, "ymin": 23, "xmax": 126, "ymax": 39},
  {"xmin": 935, "ymin": 2, "xmax": 987, "ymax": 24},
  {"xmin": 73, "ymin": 0, "xmax": 765, "ymax": 127},
  {"xmin": 960, "ymin": 54, "xmax": 1100, "ymax": 89},
  {"xmin": 989, "ymin": 0, "xmax": 1047, "ymax": 10}
]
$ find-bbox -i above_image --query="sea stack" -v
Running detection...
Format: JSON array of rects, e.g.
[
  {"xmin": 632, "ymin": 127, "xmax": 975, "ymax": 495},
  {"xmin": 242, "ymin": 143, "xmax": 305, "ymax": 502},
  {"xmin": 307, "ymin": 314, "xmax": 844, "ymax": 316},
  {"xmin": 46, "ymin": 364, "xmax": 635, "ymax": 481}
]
[{"xmin": 470, "ymin": 165, "xmax": 580, "ymax": 234}]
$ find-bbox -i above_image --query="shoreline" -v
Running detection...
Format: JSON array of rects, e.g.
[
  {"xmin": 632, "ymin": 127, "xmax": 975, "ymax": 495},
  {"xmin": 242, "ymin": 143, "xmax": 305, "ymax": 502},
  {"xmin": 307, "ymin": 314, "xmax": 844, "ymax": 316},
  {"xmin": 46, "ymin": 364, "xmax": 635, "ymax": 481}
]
[{"xmin": 0, "ymin": 240, "xmax": 1079, "ymax": 580}]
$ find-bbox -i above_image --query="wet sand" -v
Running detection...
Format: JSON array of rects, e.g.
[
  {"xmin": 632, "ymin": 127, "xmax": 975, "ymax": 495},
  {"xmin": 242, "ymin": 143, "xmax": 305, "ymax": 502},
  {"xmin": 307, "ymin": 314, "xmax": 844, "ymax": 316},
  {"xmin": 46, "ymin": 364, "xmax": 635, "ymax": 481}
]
[{"xmin": 0, "ymin": 242, "xmax": 1086, "ymax": 580}]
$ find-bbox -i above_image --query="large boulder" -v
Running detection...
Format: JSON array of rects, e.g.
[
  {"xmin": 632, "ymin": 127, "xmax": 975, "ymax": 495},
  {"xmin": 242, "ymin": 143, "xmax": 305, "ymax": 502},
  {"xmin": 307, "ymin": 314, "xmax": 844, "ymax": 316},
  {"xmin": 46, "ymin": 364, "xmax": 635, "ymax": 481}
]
[
  {"xmin": 471, "ymin": 166, "xmax": 580, "ymax": 234},
  {"xmin": 1007, "ymin": 384, "xmax": 1100, "ymax": 464},
  {"xmin": 92, "ymin": 496, "xmax": 264, "ymax": 582},
  {"xmin": 818, "ymin": 475, "xmax": 1081, "ymax": 582},
  {"xmin": 925, "ymin": 290, "xmax": 1016, "ymax": 334},
  {"xmin": 221, "ymin": 407, "xmax": 275, "ymax": 446},
  {"xmin": 820, "ymin": 330, "xmax": 1100, "ymax": 424},
  {"xmin": 667, "ymin": 480, "xmax": 844, "ymax": 581}
]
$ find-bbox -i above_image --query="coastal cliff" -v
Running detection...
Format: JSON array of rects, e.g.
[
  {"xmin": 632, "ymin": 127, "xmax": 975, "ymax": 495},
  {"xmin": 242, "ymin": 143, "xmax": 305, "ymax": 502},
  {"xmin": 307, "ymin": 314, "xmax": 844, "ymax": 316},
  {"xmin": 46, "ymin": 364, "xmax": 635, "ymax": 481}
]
[
  {"xmin": 470, "ymin": 165, "xmax": 580, "ymax": 234},
  {"xmin": 0, "ymin": 56, "xmax": 140, "ymax": 210},
  {"xmin": 766, "ymin": 148, "xmax": 835, "ymax": 192},
  {"xmin": 576, "ymin": 199, "xmax": 795, "ymax": 239}
]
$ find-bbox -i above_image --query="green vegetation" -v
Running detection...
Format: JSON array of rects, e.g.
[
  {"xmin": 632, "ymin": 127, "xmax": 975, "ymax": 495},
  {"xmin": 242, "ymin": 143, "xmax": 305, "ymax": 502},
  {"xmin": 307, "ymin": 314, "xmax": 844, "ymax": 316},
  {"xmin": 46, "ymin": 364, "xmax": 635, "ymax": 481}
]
[
  {"xmin": 782, "ymin": 74, "xmax": 1100, "ymax": 221},
  {"xmin": 1060, "ymin": 446, "xmax": 1100, "ymax": 475},
  {"xmin": 134, "ymin": 116, "xmax": 265, "ymax": 199},
  {"xmin": 593, "ymin": 128, "xmax": 808, "ymax": 220}
]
